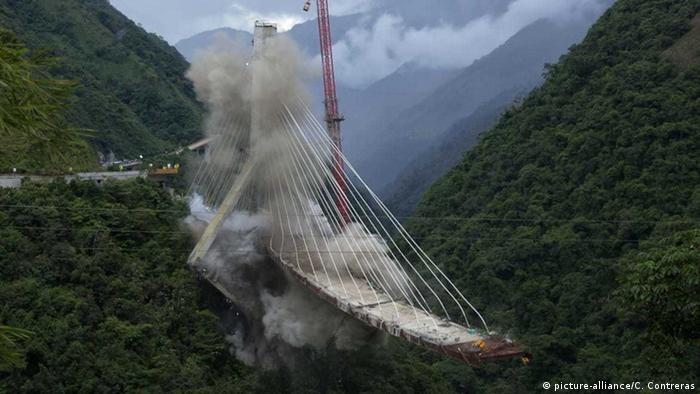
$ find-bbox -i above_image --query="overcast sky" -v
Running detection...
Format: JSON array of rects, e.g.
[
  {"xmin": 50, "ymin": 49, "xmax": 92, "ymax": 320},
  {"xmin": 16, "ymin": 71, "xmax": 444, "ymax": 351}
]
[
  {"xmin": 109, "ymin": 0, "xmax": 374, "ymax": 43},
  {"xmin": 109, "ymin": 0, "xmax": 610, "ymax": 88},
  {"xmin": 333, "ymin": 0, "xmax": 609, "ymax": 86}
]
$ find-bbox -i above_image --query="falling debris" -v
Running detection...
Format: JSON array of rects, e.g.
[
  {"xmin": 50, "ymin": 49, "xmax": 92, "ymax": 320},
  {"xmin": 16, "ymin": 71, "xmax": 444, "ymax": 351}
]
[
  {"xmin": 185, "ymin": 195, "xmax": 381, "ymax": 368},
  {"xmin": 185, "ymin": 22, "xmax": 529, "ymax": 369}
]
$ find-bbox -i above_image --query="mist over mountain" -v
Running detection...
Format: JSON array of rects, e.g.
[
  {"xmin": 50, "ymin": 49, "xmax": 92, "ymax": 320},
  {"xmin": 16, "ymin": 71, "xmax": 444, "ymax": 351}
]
[
  {"xmin": 175, "ymin": 27, "xmax": 252, "ymax": 62},
  {"xmin": 174, "ymin": 1, "xmax": 612, "ymax": 203},
  {"xmin": 339, "ymin": 64, "xmax": 461, "ymax": 160},
  {"xmin": 406, "ymin": 1, "xmax": 700, "ymax": 390},
  {"xmin": 175, "ymin": 0, "xmax": 610, "ymax": 88},
  {"xmin": 350, "ymin": 14, "xmax": 608, "ymax": 194},
  {"xmin": 384, "ymin": 88, "xmax": 523, "ymax": 218},
  {"xmin": 331, "ymin": 0, "xmax": 610, "ymax": 88},
  {"xmin": 174, "ymin": 15, "xmax": 361, "ymax": 62},
  {"xmin": 371, "ymin": 0, "xmax": 512, "ymax": 27}
]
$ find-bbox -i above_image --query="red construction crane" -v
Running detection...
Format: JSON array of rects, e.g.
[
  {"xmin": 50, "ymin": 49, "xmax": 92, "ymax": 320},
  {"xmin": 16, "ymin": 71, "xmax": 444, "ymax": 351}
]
[{"xmin": 305, "ymin": 0, "xmax": 350, "ymax": 224}]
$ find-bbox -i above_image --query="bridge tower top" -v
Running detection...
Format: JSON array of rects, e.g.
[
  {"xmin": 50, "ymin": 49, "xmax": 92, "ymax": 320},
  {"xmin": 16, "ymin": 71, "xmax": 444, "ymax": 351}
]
[{"xmin": 253, "ymin": 21, "xmax": 278, "ymax": 56}]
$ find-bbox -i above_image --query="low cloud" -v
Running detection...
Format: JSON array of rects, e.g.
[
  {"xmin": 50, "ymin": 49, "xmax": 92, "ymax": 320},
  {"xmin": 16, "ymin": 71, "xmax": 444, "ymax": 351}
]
[
  {"xmin": 331, "ymin": 0, "xmax": 610, "ymax": 88},
  {"xmin": 198, "ymin": 0, "xmax": 377, "ymax": 34},
  {"xmin": 111, "ymin": 0, "xmax": 378, "ymax": 42},
  {"xmin": 194, "ymin": 3, "xmax": 306, "ymax": 33}
]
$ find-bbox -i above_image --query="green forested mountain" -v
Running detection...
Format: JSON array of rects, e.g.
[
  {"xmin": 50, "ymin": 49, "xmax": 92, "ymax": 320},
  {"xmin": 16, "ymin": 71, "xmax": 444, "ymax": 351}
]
[
  {"xmin": 406, "ymin": 0, "xmax": 700, "ymax": 390},
  {"xmin": 0, "ymin": 180, "xmax": 243, "ymax": 391},
  {"xmin": 0, "ymin": 0, "xmax": 203, "ymax": 159},
  {"xmin": 385, "ymin": 89, "xmax": 519, "ymax": 218},
  {"xmin": 0, "ymin": 180, "xmax": 461, "ymax": 393},
  {"xmin": 352, "ymin": 15, "xmax": 606, "ymax": 195},
  {"xmin": 2, "ymin": 0, "xmax": 700, "ymax": 393},
  {"xmin": 0, "ymin": 28, "xmax": 94, "ymax": 172}
]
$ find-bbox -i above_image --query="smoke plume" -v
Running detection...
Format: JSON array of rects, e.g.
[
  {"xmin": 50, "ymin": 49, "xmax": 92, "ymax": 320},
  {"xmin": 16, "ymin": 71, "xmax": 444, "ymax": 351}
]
[
  {"xmin": 185, "ymin": 197, "xmax": 380, "ymax": 368},
  {"xmin": 184, "ymin": 34, "xmax": 386, "ymax": 369}
]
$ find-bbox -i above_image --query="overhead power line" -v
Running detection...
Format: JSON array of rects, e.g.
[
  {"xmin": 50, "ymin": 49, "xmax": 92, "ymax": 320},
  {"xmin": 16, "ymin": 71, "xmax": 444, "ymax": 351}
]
[{"xmin": 1, "ymin": 203, "xmax": 697, "ymax": 225}]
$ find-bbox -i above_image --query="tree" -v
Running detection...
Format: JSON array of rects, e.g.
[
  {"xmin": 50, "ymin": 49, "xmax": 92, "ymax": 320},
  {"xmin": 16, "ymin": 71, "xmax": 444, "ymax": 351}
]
[
  {"xmin": 0, "ymin": 28, "xmax": 92, "ymax": 172},
  {"xmin": 620, "ymin": 229, "xmax": 700, "ymax": 341},
  {"xmin": 0, "ymin": 326, "xmax": 31, "ymax": 371}
]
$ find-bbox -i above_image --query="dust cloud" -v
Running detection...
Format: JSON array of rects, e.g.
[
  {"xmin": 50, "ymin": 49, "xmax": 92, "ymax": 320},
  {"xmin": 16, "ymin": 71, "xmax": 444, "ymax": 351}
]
[
  {"xmin": 185, "ymin": 196, "xmax": 381, "ymax": 369},
  {"xmin": 184, "ymin": 33, "xmax": 385, "ymax": 369}
]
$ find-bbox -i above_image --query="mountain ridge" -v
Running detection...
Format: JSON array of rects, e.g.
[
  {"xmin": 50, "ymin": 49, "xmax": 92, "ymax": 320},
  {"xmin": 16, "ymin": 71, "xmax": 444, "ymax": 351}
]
[
  {"xmin": 384, "ymin": 87, "xmax": 525, "ymax": 217},
  {"xmin": 175, "ymin": 27, "xmax": 252, "ymax": 61},
  {"xmin": 355, "ymin": 16, "xmax": 602, "ymax": 193},
  {"xmin": 0, "ymin": 0, "xmax": 204, "ymax": 158},
  {"xmin": 406, "ymin": 0, "xmax": 700, "ymax": 390},
  {"xmin": 174, "ymin": 15, "xmax": 362, "ymax": 61}
]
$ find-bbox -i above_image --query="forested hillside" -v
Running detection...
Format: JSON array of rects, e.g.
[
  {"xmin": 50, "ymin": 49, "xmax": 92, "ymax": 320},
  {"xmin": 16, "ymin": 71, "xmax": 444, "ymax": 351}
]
[
  {"xmin": 406, "ymin": 0, "xmax": 700, "ymax": 391},
  {"xmin": 355, "ymin": 16, "xmax": 601, "ymax": 194},
  {"xmin": 2, "ymin": 1, "xmax": 700, "ymax": 392},
  {"xmin": 385, "ymin": 89, "xmax": 520, "ymax": 217},
  {"xmin": 0, "ymin": 28, "xmax": 94, "ymax": 172},
  {"xmin": 0, "ymin": 180, "xmax": 244, "ymax": 391},
  {"xmin": 0, "ymin": 0, "xmax": 203, "ymax": 158},
  {"xmin": 0, "ymin": 180, "xmax": 466, "ymax": 392}
]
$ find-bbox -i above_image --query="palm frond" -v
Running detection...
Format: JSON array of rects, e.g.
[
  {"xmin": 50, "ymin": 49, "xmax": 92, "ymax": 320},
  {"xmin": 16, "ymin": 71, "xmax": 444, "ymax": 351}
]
[{"xmin": 0, "ymin": 325, "xmax": 33, "ymax": 371}]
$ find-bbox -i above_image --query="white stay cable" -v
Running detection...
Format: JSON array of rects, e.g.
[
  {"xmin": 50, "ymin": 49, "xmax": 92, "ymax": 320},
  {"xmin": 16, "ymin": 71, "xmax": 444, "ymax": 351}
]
[
  {"xmin": 291, "ymin": 103, "xmax": 440, "ymax": 307},
  {"xmin": 277, "ymin": 109, "xmax": 386, "ymax": 309},
  {"xmin": 304, "ymin": 104, "xmax": 490, "ymax": 330},
  {"xmin": 298, "ymin": 101, "xmax": 487, "ymax": 328},
  {"xmin": 282, "ymin": 105, "xmax": 416, "ymax": 321},
  {"xmin": 274, "ymin": 112, "xmax": 346, "ymax": 298},
  {"xmin": 288, "ymin": 103, "xmax": 438, "ymax": 318}
]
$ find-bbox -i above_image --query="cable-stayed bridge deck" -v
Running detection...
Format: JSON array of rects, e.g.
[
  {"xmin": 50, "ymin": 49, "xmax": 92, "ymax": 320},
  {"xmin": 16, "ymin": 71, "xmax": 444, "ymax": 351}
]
[
  {"xmin": 266, "ymin": 237, "xmax": 529, "ymax": 365},
  {"xmin": 187, "ymin": 20, "xmax": 530, "ymax": 368}
]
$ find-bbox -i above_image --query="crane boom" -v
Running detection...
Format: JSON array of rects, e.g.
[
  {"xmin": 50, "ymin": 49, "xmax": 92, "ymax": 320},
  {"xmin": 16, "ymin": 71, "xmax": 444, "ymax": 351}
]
[
  {"xmin": 316, "ymin": 0, "xmax": 341, "ymax": 126},
  {"xmin": 314, "ymin": 0, "xmax": 350, "ymax": 223}
]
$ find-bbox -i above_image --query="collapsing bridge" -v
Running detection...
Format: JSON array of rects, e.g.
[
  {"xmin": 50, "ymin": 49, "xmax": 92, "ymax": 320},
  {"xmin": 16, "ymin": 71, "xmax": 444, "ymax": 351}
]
[{"xmin": 187, "ymin": 21, "xmax": 530, "ymax": 366}]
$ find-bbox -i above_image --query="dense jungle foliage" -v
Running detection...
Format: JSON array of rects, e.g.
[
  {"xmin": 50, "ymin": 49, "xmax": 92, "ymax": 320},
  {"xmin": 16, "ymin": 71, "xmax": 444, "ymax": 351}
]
[
  {"xmin": 0, "ymin": 180, "xmax": 243, "ymax": 391},
  {"xmin": 2, "ymin": 0, "xmax": 700, "ymax": 393},
  {"xmin": 405, "ymin": 0, "xmax": 700, "ymax": 391},
  {"xmin": 0, "ymin": 0, "xmax": 203, "ymax": 159},
  {"xmin": 0, "ymin": 180, "xmax": 466, "ymax": 393}
]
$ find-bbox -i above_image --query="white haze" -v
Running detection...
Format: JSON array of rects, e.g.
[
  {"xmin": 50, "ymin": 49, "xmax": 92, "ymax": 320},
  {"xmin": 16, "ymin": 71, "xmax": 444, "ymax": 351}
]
[
  {"xmin": 112, "ymin": 0, "xmax": 610, "ymax": 87},
  {"xmin": 185, "ymin": 199, "xmax": 380, "ymax": 368},
  {"xmin": 110, "ymin": 0, "xmax": 376, "ymax": 42},
  {"xmin": 332, "ymin": 0, "xmax": 610, "ymax": 87},
  {"xmin": 183, "ymin": 34, "xmax": 399, "ymax": 368},
  {"xmin": 193, "ymin": 0, "xmax": 378, "ymax": 35}
]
